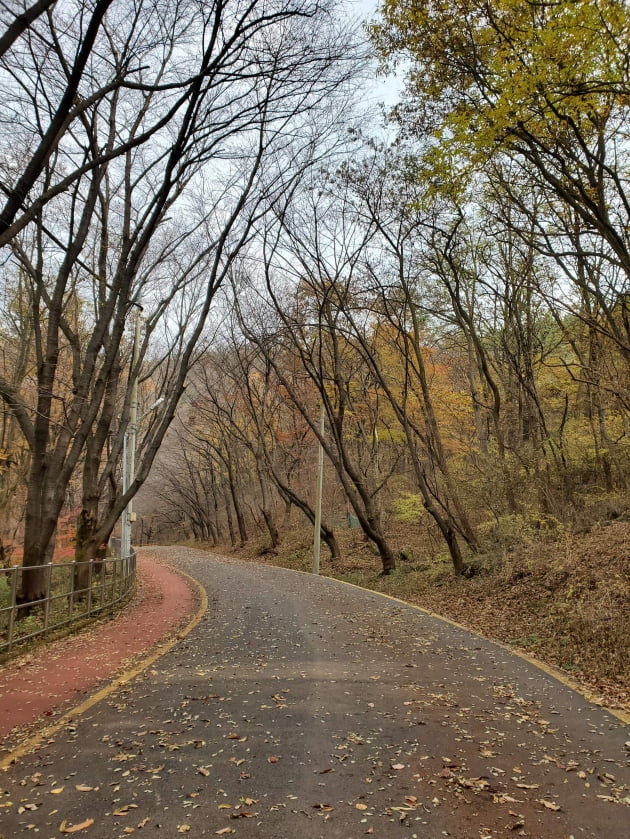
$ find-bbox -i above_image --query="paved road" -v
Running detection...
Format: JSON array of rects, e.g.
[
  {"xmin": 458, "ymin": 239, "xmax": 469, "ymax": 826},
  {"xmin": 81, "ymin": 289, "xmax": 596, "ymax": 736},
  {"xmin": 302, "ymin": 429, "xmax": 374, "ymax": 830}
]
[{"xmin": 1, "ymin": 547, "xmax": 628, "ymax": 838}]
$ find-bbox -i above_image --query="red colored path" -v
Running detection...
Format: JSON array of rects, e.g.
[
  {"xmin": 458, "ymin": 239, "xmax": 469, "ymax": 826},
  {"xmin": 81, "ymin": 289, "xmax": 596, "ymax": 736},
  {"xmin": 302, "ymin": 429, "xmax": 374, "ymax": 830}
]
[{"xmin": 0, "ymin": 552, "xmax": 198, "ymax": 745}]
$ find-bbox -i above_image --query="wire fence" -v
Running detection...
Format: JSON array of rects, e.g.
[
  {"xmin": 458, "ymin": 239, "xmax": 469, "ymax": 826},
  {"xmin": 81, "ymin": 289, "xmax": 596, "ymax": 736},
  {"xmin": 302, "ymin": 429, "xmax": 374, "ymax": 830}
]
[{"xmin": 0, "ymin": 552, "xmax": 136, "ymax": 655}]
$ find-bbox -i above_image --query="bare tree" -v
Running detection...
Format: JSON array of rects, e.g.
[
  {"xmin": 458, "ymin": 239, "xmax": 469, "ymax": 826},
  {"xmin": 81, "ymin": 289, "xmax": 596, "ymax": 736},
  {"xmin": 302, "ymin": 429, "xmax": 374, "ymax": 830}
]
[
  {"xmin": 0, "ymin": 0, "xmax": 361, "ymax": 602},
  {"xmin": 233, "ymin": 192, "xmax": 400, "ymax": 574}
]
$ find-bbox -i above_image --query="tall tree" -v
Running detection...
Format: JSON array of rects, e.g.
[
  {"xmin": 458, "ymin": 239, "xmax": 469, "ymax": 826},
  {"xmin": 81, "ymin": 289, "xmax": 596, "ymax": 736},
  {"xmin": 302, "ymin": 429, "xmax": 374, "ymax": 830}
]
[{"xmin": 0, "ymin": 0, "xmax": 360, "ymax": 601}]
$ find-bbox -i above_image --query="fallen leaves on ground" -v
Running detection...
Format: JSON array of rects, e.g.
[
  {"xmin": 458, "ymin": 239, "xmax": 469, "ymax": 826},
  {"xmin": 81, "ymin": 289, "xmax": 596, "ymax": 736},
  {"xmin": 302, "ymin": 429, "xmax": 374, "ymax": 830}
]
[
  {"xmin": 538, "ymin": 799, "xmax": 562, "ymax": 811},
  {"xmin": 59, "ymin": 819, "xmax": 95, "ymax": 833}
]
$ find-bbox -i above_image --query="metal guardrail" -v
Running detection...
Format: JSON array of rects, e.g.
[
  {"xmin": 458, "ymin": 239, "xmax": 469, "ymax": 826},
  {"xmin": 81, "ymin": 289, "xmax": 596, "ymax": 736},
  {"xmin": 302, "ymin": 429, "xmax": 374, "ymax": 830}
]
[{"xmin": 0, "ymin": 553, "xmax": 136, "ymax": 655}]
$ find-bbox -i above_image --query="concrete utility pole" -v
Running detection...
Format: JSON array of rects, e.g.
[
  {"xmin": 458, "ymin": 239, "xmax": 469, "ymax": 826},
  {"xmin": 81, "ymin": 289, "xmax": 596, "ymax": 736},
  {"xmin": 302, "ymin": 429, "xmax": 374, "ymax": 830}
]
[
  {"xmin": 121, "ymin": 310, "xmax": 142, "ymax": 561},
  {"xmin": 312, "ymin": 401, "xmax": 325, "ymax": 575}
]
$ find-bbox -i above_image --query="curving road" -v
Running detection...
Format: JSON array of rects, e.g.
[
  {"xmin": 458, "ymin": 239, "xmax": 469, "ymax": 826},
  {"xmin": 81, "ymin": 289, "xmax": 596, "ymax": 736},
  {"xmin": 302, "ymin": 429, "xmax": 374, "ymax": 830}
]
[{"xmin": 1, "ymin": 547, "xmax": 628, "ymax": 838}]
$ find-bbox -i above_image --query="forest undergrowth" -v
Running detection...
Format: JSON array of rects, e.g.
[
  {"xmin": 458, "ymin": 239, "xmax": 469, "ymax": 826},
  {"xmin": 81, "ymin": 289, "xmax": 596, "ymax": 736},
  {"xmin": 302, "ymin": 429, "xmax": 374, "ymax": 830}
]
[{"xmin": 222, "ymin": 512, "xmax": 630, "ymax": 715}]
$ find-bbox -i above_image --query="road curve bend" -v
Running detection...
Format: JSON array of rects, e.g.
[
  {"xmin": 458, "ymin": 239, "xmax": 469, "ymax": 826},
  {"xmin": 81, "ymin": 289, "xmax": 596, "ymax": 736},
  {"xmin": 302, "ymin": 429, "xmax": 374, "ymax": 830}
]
[{"xmin": 1, "ymin": 547, "xmax": 628, "ymax": 839}]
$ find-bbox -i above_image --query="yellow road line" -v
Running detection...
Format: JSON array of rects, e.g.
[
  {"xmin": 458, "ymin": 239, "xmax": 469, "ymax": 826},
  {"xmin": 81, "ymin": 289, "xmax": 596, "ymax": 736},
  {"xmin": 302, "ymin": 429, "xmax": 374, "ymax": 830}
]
[{"xmin": 0, "ymin": 565, "xmax": 208, "ymax": 771}]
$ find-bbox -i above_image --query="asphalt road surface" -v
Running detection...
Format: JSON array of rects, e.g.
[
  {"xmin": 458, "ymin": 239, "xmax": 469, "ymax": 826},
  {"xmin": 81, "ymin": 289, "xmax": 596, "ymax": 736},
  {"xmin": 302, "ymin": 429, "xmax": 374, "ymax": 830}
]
[{"xmin": 1, "ymin": 547, "xmax": 628, "ymax": 838}]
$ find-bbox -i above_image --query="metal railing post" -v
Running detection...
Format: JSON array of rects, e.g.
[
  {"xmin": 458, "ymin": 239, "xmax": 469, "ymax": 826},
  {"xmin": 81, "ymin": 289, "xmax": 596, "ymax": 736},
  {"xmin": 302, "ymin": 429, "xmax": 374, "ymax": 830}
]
[
  {"xmin": 69, "ymin": 560, "xmax": 76, "ymax": 618},
  {"xmin": 87, "ymin": 560, "xmax": 93, "ymax": 615},
  {"xmin": 100, "ymin": 559, "xmax": 107, "ymax": 610},
  {"xmin": 43, "ymin": 562, "xmax": 53, "ymax": 631},
  {"xmin": 7, "ymin": 566, "xmax": 19, "ymax": 652}
]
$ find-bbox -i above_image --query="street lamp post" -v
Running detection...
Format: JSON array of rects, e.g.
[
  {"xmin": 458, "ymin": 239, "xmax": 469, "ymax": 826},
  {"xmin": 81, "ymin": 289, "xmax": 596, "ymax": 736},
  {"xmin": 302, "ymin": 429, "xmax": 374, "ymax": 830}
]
[
  {"xmin": 120, "ymin": 393, "xmax": 165, "ymax": 560},
  {"xmin": 312, "ymin": 401, "xmax": 325, "ymax": 575},
  {"xmin": 121, "ymin": 312, "xmax": 142, "ymax": 562}
]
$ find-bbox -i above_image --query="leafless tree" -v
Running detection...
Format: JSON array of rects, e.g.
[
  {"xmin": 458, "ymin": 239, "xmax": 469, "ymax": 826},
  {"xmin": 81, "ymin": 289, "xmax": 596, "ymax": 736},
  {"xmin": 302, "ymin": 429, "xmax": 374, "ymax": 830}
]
[{"xmin": 0, "ymin": 0, "xmax": 363, "ymax": 601}]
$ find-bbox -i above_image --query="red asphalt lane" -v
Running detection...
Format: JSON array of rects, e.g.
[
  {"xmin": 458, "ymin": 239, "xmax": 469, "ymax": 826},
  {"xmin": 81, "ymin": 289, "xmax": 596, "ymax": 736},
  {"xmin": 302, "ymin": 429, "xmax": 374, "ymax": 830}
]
[{"xmin": 0, "ymin": 552, "xmax": 197, "ymax": 745}]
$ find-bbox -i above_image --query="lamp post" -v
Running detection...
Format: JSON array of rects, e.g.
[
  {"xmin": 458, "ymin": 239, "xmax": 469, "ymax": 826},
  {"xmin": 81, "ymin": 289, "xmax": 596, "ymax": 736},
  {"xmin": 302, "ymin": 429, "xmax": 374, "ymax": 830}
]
[
  {"xmin": 312, "ymin": 401, "xmax": 325, "ymax": 575},
  {"xmin": 120, "ymin": 394, "xmax": 165, "ymax": 559},
  {"xmin": 120, "ymin": 312, "xmax": 142, "ymax": 561}
]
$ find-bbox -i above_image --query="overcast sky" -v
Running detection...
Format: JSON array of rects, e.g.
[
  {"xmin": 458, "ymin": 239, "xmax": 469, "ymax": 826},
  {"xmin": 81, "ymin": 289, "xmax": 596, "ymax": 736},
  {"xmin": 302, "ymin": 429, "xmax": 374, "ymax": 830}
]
[{"xmin": 347, "ymin": 0, "xmax": 404, "ymax": 116}]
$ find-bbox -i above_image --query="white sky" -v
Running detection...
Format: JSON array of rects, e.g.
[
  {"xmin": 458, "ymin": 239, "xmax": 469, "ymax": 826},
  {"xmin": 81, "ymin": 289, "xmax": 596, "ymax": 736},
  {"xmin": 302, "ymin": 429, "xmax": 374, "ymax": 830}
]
[{"xmin": 347, "ymin": 0, "xmax": 404, "ymax": 111}]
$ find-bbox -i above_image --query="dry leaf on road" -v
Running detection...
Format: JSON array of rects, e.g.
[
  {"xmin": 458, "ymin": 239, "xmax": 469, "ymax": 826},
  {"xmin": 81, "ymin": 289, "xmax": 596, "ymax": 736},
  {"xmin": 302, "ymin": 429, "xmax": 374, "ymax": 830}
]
[{"xmin": 59, "ymin": 819, "xmax": 95, "ymax": 833}]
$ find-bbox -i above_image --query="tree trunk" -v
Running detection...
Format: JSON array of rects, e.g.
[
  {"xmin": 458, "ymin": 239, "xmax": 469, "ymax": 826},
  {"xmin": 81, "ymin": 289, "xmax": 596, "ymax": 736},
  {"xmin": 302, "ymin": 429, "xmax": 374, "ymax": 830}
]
[
  {"xmin": 223, "ymin": 485, "xmax": 236, "ymax": 548},
  {"xmin": 227, "ymin": 460, "xmax": 248, "ymax": 546},
  {"xmin": 256, "ymin": 455, "xmax": 280, "ymax": 548}
]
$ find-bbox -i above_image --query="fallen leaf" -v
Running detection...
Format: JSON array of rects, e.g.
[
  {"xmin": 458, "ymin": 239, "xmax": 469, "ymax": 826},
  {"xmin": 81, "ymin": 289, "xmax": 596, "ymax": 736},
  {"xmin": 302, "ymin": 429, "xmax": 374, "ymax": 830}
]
[
  {"xmin": 503, "ymin": 796, "xmax": 519, "ymax": 805},
  {"xmin": 215, "ymin": 829, "xmax": 234, "ymax": 836},
  {"xmin": 538, "ymin": 799, "xmax": 561, "ymax": 811},
  {"xmin": 59, "ymin": 819, "xmax": 95, "ymax": 833},
  {"xmin": 391, "ymin": 763, "xmax": 405, "ymax": 770},
  {"xmin": 75, "ymin": 785, "xmax": 95, "ymax": 792},
  {"xmin": 456, "ymin": 776, "xmax": 491, "ymax": 790},
  {"xmin": 51, "ymin": 787, "xmax": 64, "ymax": 795},
  {"xmin": 113, "ymin": 804, "xmax": 138, "ymax": 816},
  {"xmin": 267, "ymin": 756, "xmax": 280, "ymax": 763},
  {"xmin": 198, "ymin": 768, "xmax": 210, "ymax": 777},
  {"xmin": 178, "ymin": 826, "xmax": 191, "ymax": 834},
  {"xmin": 356, "ymin": 803, "xmax": 368, "ymax": 810}
]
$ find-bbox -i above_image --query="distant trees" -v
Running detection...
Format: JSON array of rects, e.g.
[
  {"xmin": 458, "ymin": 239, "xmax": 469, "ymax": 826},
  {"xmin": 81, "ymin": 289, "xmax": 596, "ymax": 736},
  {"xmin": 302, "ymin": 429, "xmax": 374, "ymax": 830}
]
[{"xmin": 156, "ymin": 121, "xmax": 629, "ymax": 573}]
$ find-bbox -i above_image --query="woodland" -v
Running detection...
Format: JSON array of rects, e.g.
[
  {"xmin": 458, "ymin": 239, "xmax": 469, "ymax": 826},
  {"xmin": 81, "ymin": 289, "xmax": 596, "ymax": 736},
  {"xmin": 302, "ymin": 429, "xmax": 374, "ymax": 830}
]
[{"xmin": 0, "ymin": 2, "xmax": 629, "ymax": 698}]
